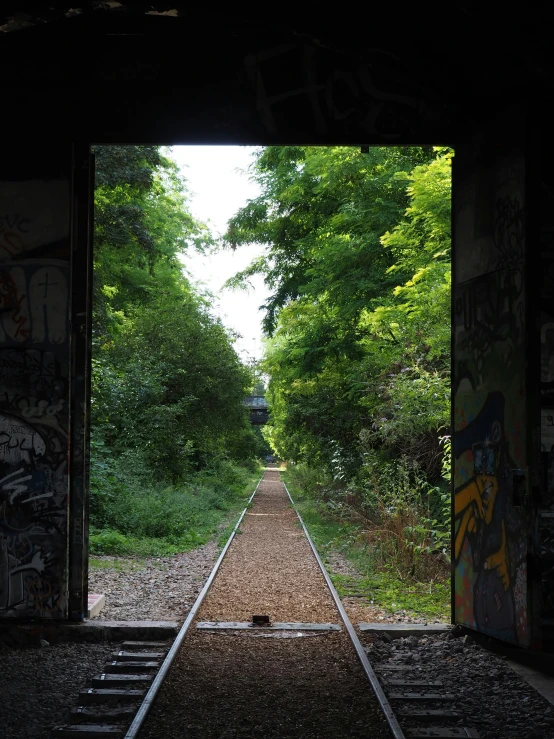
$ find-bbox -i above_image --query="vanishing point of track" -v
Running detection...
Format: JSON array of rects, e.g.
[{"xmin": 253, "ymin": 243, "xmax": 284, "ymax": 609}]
[{"xmin": 51, "ymin": 468, "xmax": 475, "ymax": 738}]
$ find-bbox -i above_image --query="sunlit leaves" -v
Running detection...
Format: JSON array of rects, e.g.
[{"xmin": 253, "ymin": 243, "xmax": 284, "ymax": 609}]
[
  {"xmin": 225, "ymin": 145, "xmax": 434, "ymax": 334},
  {"xmin": 248, "ymin": 146, "xmax": 452, "ymax": 480},
  {"xmin": 92, "ymin": 146, "xmax": 261, "ymax": 486}
]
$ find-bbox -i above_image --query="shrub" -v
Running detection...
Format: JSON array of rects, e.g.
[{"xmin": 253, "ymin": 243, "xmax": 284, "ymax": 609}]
[{"xmin": 89, "ymin": 441, "xmax": 261, "ymax": 555}]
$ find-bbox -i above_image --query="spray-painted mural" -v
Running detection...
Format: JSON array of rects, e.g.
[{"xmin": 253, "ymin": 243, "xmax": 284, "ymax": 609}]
[
  {"xmin": 453, "ymin": 150, "xmax": 529, "ymax": 645},
  {"xmin": 0, "ymin": 178, "xmax": 70, "ymax": 618}
]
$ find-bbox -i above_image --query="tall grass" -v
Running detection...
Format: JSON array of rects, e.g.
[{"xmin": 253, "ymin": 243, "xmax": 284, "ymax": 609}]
[
  {"xmin": 284, "ymin": 448, "xmax": 451, "ymax": 619},
  {"xmin": 353, "ymin": 450, "xmax": 450, "ymax": 582},
  {"xmin": 90, "ymin": 442, "xmax": 261, "ymax": 556}
]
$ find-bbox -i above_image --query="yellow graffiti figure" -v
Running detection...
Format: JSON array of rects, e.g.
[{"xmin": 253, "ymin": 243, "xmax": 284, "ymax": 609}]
[
  {"xmin": 484, "ymin": 522, "xmax": 510, "ymax": 591},
  {"xmin": 454, "ymin": 455, "xmax": 510, "ymax": 592}
]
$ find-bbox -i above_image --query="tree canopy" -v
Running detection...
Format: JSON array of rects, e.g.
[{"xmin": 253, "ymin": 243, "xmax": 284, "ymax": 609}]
[
  {"xmin": 225, "ymin": 146, "xmax": 452, "ymax": 478},
  {"xmin": 92, "ymin": 146, "xmax": 261, "ymax": 486}
]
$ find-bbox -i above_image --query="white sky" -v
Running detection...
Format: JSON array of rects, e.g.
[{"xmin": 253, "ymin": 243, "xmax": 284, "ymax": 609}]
[{"xmin": 169, "ymin": 145, "xmax": 269, "ymax": 363}]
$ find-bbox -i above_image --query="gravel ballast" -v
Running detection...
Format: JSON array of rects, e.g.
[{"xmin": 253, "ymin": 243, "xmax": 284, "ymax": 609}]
[
  {"xmin": 363, "ymin": 630, "xmax": 554, "ymax": 739},
  {"xmin": 0, "ymin": 641, "xmax": 121, "ymax": 739},
  {"xmin": 2, "ymin": 467, "xmax": 554, "ymax": 738},
  {"xmin": 139, "ymin": 468, "xmax": 392, "ymax": 738},
  {"xmin": 87, "ymin": 542, "xmax": 221, "ymax": 622}
]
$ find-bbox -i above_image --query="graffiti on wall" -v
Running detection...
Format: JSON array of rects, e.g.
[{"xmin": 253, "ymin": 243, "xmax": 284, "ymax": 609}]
[
  {"xmin": 0, "ymin": 176, "xmax": 70, "ymax": 619},
  {"xmin": 454, "ymin": 391, "xmax": 527, "ymax": 642},
  {"xmin": 243, "ymin": 42, "xmax": 443, "ymax": 139},
  {"xmin": 453, "ymin": 154, "xmax": 528, "ymax": 645},
  {"xmin": 0, "ymin": 180, "xmax": 69, "ymax": 263}
]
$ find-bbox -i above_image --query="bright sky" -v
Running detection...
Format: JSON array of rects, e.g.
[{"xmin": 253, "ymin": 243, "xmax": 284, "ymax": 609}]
[{"xmin": 169, "ymin": 145, "xmax": 269, "ymax": 363}]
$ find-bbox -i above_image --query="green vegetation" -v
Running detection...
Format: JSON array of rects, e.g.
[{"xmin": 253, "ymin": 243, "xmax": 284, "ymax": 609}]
[
  {"xmin": 226, "ymin": 145, "xmax": 452, "ymax": 611},
  {"xmin": 284, "ymin": 466, "xmax": 449, "ymax": 620},
  {"xmin": 89, "ymin": 461, "xmax": 261, "ymax": 557},
  {"xmin": 91, "ymin": 146, "xmax": 264, "ymax": 556},
  {"xmin": 91, "ymin": 142, "xmax": 453, "ymax": 609}
]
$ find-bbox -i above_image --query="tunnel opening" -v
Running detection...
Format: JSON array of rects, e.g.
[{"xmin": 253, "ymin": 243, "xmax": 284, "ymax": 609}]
[
  {"xmin": 86, "ymin": 143, "xmax": 453, "ymax": 633},
  {"xmin": 0, "ymin": 4, "xmax": 550, "ymax": 657}
]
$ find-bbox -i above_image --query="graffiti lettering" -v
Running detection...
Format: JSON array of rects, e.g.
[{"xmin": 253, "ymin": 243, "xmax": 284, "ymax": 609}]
[
  {"xmin": 0, "ymin": 267, "xmax": 30, "ymax": 341},
  {"xmin": 0, "ymin": 468, "xmax": 32, "ymax": 503},
  {"xmin": 0, "ymin": 231, "xmax": 26, "ymax": 261},
  {"xmin": 21, "ymin": 398, "xmax": 64, "ymax": 419},
  {"xmin": 0, "ymin": 350, "xmax": 58, "ymax": 394},
  {"xmin": 0, "ymin": 415, "xmax": 46, "ymax": 467},
  {"xmin": 0, "ymin": 178, "xmax": 70, "ymax": 263},
  {"xmin": 244, "ymin": 43, "xmax": 423, "ymax": 139},
  {"xmin": 494, "ymin": 196, "xmax": 525, "ymax": 270},
  {"xmin": 0, "ymin": 215, "xmax": 32, "ymax": 260},
  {"xmin": 0, "ymin": 183, "xmax": 70, "ymax": 620},
  {"xmin": 0, "ymin": 263, "xmax": 68, "ymax": 347},
  {"xmin": 0, "ymin": 214, "xmax": 31, "ymax": 233}
]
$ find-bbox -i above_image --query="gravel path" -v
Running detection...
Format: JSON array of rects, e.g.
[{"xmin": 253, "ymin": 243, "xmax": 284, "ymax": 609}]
[
  {"xmin": 139, "ymin": 468, "xmax": 392, "ymax": 738},
  {"xmin": 88, "ymin": 542, "xmax": 220, "ymax": 622}
]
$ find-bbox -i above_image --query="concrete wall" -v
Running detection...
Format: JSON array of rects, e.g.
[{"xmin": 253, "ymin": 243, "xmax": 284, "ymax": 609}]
[
  {"xmin": 0, "ymin": 157, "xmax": 72, "ymax": 619},
  {"xmin": 453, "ymin": 138, "xmax": 529, "ymax": 645}
]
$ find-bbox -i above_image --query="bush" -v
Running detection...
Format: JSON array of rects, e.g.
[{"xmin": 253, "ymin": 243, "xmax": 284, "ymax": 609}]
[
  {"xmin": 89, "ymin": 441, "xmax": 262, "ymax": 556},
  {"xmin": 286, "ymin": 449, "xmax": 450, "ymax": 585},
  {"xmin": 352, "ymin": 450, "xmax": 449, "ymax": 581},
  {"xmin": 89, "ymin": 529, "xmax": 135, "ymax": 556}
]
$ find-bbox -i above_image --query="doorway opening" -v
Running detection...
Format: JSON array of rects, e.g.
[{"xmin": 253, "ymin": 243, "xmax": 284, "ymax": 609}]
[{"xmin": 87, "ymin": 143, "xmax": 452, "ymax": 625}]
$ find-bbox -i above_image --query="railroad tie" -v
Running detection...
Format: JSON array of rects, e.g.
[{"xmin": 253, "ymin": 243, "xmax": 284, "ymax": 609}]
[
  {"xmin": 405, "ymin": 729, "xmax": 481, "ymax": 738},
  {"xmin": 70, "ymin": 706, "xmax": 136, "ymax": 723},
  {"xmin": 50, "ymin": 724, "xmax": 124, "ymax": 737},
  {"xmin": 104, "ymin": 660, "xmax": 160, "ymax": 674},
  {"xmin": 388, "ymin": 692, "xmax": 456, "ymax": 701},
  {"xmin": 112, "ymin": 651, "xmax": 165, "ymax": 661},
  {"xmin": 386, "ymin": 680, "xmax": 444, "ymax": 688},
  {"xmin": 400, "ymin": 710, "xmax": 464, "ymax": 722},
  {"xmin": 120, "ymin": 641, "xmax": 168, "ymax": 649},
  {"xmin": 91, "ymin": 674, "xmax": 153, "ymax": 687},
  {"xmin": 78, "ymin": 688, "xmax": 146, "ymax": 705}
]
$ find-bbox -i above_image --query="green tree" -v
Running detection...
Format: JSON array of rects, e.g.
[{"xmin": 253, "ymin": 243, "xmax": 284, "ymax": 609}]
[
  {"xmin": 356, "ymin": 148, "xmax": 452, "ymax": 472},
  {"xmin": 225, "ymin": 146, "xmax": 434, "ymax": 333},
  {"xmin": 92, "ymin": 146, "xmax": 260, "ymax": 486},
  {"xmin": 228, "ymin": 146, "xmax": 451, "ymax": 481}
]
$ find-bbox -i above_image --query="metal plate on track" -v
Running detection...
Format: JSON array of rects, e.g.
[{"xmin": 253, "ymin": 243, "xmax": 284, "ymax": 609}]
[
  {"xmin": 386, "ymin": 680, "xmax": 444, "ymax": 687},
  {"xmin": 196, "ymin": 621, "xmax": 341, "ymax": 631}
]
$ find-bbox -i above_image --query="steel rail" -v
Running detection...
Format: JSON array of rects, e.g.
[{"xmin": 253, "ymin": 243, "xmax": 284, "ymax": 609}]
[
  {"xmin": 283, "ymin": 480, "xmax": 406, "ymax": 739},
  {"xmin": 123, "ymin": 474, "xmax": 264, "ymax": 739}
]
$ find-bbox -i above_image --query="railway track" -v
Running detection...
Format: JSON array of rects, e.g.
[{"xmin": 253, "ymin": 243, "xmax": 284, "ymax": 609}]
[{"xmin": 50, "ymin": 469, "xmax": 479, "ymax": 739}]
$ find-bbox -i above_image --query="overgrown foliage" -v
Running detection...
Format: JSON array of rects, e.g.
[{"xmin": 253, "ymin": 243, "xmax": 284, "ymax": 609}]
[
  {"xmin": 226, "ymin": 146, "xmax": 452, "ymax": 593},
  {"xmin": 284, "ymin": 461, "xmax": 450, "ymax": 619},
  {"xmin": 91, "ymin": 146, "xmax": 263, "ymax": 554}
]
